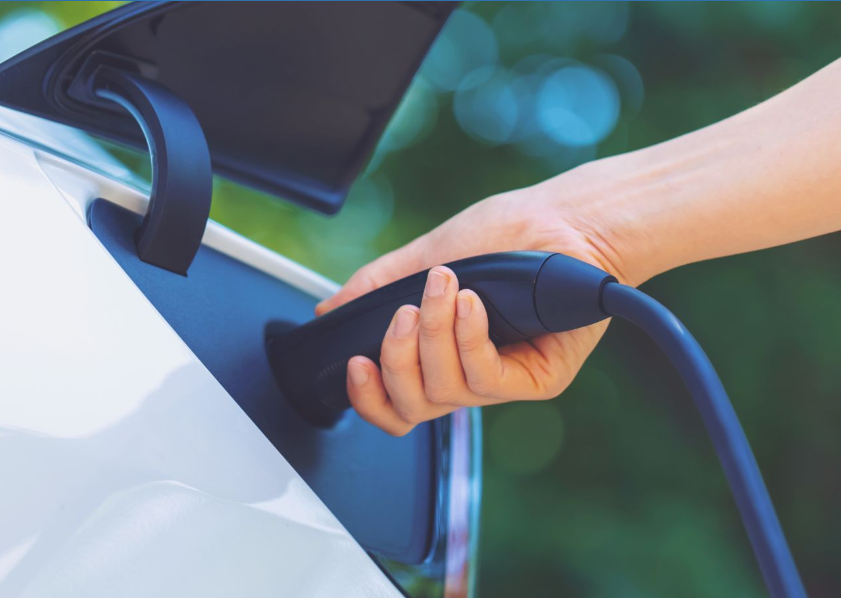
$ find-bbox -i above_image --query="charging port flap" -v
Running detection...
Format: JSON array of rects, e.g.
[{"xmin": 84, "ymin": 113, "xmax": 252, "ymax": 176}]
[{"xmin": 89, "ymin": 198, "xmax": 441, "ymax": 565}]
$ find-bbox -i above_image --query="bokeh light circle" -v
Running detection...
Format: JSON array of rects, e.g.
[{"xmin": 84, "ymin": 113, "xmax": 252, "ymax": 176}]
[
  {"xmin": 453, "ymin": 69, "xmax": 519, "ymax": 145},
  {"xmin": 536, "ymin": 65, "xmax": 620, "ymax": 147},
  {"xmin": 595, "ymin": 54, "xmax": 645, "ymax": 115},
  {"xmin": 422, "ymin": 9, "xmax": 499, "ymax": 92}
]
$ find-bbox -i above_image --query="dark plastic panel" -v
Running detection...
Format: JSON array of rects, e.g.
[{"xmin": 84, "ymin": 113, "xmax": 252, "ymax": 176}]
[
  {"xmin": 0, "ymin": 1, "xmax": 456, "ymax": 214},
  {"xmin": 88, "ymin": 198, "xmax": 439, "ymax": 564}
]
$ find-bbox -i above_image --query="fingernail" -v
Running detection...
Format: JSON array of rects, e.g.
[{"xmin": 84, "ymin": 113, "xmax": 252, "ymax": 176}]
[
  {"xmin": 348, "ymin": 359, "xmax": 369, "ymax": 387},
  {"xmin": 457, "ymin": 293, "xmax": 473, "ymax": 319},
  {"xmin": 394, "ymin": 307, "xmax": 419, "ymax": 336},
  {"xmin": 425, "ymin": 269, "xmax": 449, "ymax": 297}
]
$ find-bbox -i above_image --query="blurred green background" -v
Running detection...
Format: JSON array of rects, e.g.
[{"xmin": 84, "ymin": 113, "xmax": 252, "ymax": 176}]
[{"xmin": 2, "ymin": 2, "xmax": 840, "ymax": 597}]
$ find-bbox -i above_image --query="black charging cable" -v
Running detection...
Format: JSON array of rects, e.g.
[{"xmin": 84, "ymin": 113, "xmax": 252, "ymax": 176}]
[{"xmin": 602, "ymin": 282, "xmax": 806, "ymax": 598}]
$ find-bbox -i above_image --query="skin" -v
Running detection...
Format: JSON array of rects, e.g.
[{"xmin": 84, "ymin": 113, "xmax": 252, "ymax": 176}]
[{"xmin": 316, "ymin": 57, "xmax": 841, "ymax": 436}]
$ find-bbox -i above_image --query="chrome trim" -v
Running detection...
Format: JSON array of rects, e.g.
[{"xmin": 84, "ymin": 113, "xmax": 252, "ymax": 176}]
[{"xmin": 444, "ymin": 407, "xmax": 482, "ymax": 598}]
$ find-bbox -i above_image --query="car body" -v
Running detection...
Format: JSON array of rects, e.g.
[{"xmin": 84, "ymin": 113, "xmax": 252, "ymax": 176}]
[{"xmin": 0, "ymin": 3, "xmax": 479, "ymax": 597}]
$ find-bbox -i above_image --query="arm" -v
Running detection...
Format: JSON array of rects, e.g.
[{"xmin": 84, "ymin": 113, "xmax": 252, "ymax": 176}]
[
  {"xmin": 316, "ymin": 58, "xmax": 841, "ymax": 435},
  {"xmin": 582, "ymin": 57, "xmax": 841, "ymax": 285}
]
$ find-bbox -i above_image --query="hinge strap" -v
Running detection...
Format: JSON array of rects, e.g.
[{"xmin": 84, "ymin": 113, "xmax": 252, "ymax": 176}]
[{"xmin": 93, "ymin": 66, "xmax": 211, "ymax": 275}]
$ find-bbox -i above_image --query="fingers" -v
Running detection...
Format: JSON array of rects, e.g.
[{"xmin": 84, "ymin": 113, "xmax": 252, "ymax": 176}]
[
  {"xmin": 454, "ymin": 289, "xmax": 571, "ymax": 402},
  {"xmin": 316, "ymin": 238, "xmax": 428, "ymax": 316},
  {"xmin": 347, "ymin": 265, "xmax": 477, "ymax": 434},
  {"xmin": 346, "ymin": 356, "xmax": 414, "ymax": 437},
  {"xmin": 347, "ymin": 267, "xmax": 610, "ymax": 434},
  {"xmin": 418, "ymin": 267, "xmax": 475, "ymax": 405},
  {"xmin": 379, "ymin": 305, "xmax": 455, "ymax": 424},
  {"xmin": 453, "ymin": 290, "xmax": 504, "ymax": 399},
  {"xmin": 316, "ymin": 266, "xmax": 379, "ymax": 316},
  {"xmin": 347, "ymin": 303, "xmax": 456, "ymax": 436},
  {"xmin": 522, "ymin": 319, "xmax": 610, "ymax": 398}
]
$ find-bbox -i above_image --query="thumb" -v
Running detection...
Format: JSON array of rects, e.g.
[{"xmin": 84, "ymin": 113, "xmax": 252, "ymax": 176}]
[{"xmin": 315, "ymin": 236, "xmax": 430, "ymax": 315}]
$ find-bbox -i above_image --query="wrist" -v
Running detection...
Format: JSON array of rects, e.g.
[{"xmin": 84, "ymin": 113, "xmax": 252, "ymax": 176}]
[
  {"xmin": 568, "ymin": 154, "xmax": 676, "ymax": 287},
  {"xmin": 540, "ymin": 131, "xmax": 746, "ymax": 288},
  {"xmin": 529, "ymin": 156, "xmax": 669, "ymax": 288}
]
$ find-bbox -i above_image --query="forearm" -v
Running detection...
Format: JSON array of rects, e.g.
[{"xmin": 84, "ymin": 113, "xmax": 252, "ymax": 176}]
[{"xmin": 558, "ymin": 57, "xmax": 841, "ymax": 286}]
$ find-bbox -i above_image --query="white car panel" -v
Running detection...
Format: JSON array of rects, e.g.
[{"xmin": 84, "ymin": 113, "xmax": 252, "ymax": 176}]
[{"xmin": 0, "ymin": 131, "xmax": 400, "ymax": 597}]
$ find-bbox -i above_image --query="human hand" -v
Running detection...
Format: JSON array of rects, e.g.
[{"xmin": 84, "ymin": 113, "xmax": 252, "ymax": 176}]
[
  {"xmin": 316, "ymin": 55, "xmax": 841, "ymax": 434},
  {"xmin": 316, "ymin": 165, "xmax": 640, "ymax": 435}
]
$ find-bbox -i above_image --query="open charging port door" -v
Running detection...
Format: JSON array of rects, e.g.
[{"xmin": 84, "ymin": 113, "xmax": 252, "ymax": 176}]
[{"xmin": 88, "ymin": 197, "xmax": 448, "ymax": 566}]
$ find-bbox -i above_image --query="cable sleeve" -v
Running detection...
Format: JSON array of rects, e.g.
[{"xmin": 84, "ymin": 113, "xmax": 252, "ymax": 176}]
[{"xmin": 601, "ymin": 282, "xmax": 805, "ymax": 598}]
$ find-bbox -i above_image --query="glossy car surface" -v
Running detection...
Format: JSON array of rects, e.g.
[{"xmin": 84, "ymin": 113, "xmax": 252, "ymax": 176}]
[{"xmin": 0, "ymin": 125, "xmax": 406, "ymax": 597}]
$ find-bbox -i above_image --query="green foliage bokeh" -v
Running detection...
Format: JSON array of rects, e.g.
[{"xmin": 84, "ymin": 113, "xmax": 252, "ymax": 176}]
[{"xmin": 2, "ymin": 2, "xmax": 840, "ymax": 597}]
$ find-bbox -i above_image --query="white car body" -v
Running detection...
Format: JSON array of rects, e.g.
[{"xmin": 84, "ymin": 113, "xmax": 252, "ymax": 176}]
[{"xmin": 0, "ymin": 119, "xmax": 404, "ymax": 598}]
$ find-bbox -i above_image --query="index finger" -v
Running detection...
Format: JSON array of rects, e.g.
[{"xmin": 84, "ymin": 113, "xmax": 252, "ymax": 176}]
[{"xmin": 316, "ymin": 238, "xmax": 428, "ymax": 315}]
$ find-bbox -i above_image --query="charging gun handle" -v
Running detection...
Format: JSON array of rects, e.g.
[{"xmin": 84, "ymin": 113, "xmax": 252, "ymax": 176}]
[{"xmin": 266, "ymin": 251, "xmax": 613, "ymax": 424}]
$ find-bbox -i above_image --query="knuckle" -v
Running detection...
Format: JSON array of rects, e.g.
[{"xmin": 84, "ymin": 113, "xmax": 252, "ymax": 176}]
[
  {"xmin": 426, "ymin": 385, "xmax": 456, "ymax": 404},
  {"xmin": 419, "ymin": 317, "xmax": 446, "ymax": 340},
  {"xmin": 346, "ymin": 267, "xmax": 382, "ymax": 298},
  {"xmin": 552, "ymin": 373, "xmax": 573, "ymax": 395},
  {"xmin": 466, "ymin": 375, "xmax": 499, "ymax": 397},
  {"xmin": 394, "ymin": 406, "xmax": 425, "ymax": 426},
  {"xmin": 387, "ymin": 423, "xmax": 414, "ymax": 437},
  {"xmin": 533, "ymin": 389, "xmax": 556, "ymax": 402},
  {"xmin": 379, "ymin": 351, "xmax": 410, "ymax": 376},
  {"xmin": 355, "ymin": 266, "xmax": 379, "ymax": 288},
  {"xmin": 537, "ymin": 376, "xmax": 571, "ymax": 401},
  {"xmin": 457, "ymin": 334, "xmax": 485, "ymax": 354}
]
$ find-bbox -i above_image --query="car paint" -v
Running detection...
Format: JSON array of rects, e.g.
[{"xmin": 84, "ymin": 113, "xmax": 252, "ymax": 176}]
[{"xmin": 0, "ymin": 126, "xmax": 403, "ymax": 597}]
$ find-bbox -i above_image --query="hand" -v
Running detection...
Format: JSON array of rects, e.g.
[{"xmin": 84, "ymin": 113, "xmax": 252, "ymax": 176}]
[
  {"xmin": 318, "ymin": 55, "xmax": 841, "ymax": 434},
  {"xmin": 316, "ymin": 165, "xmax": 638, "ymax": 435}
]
